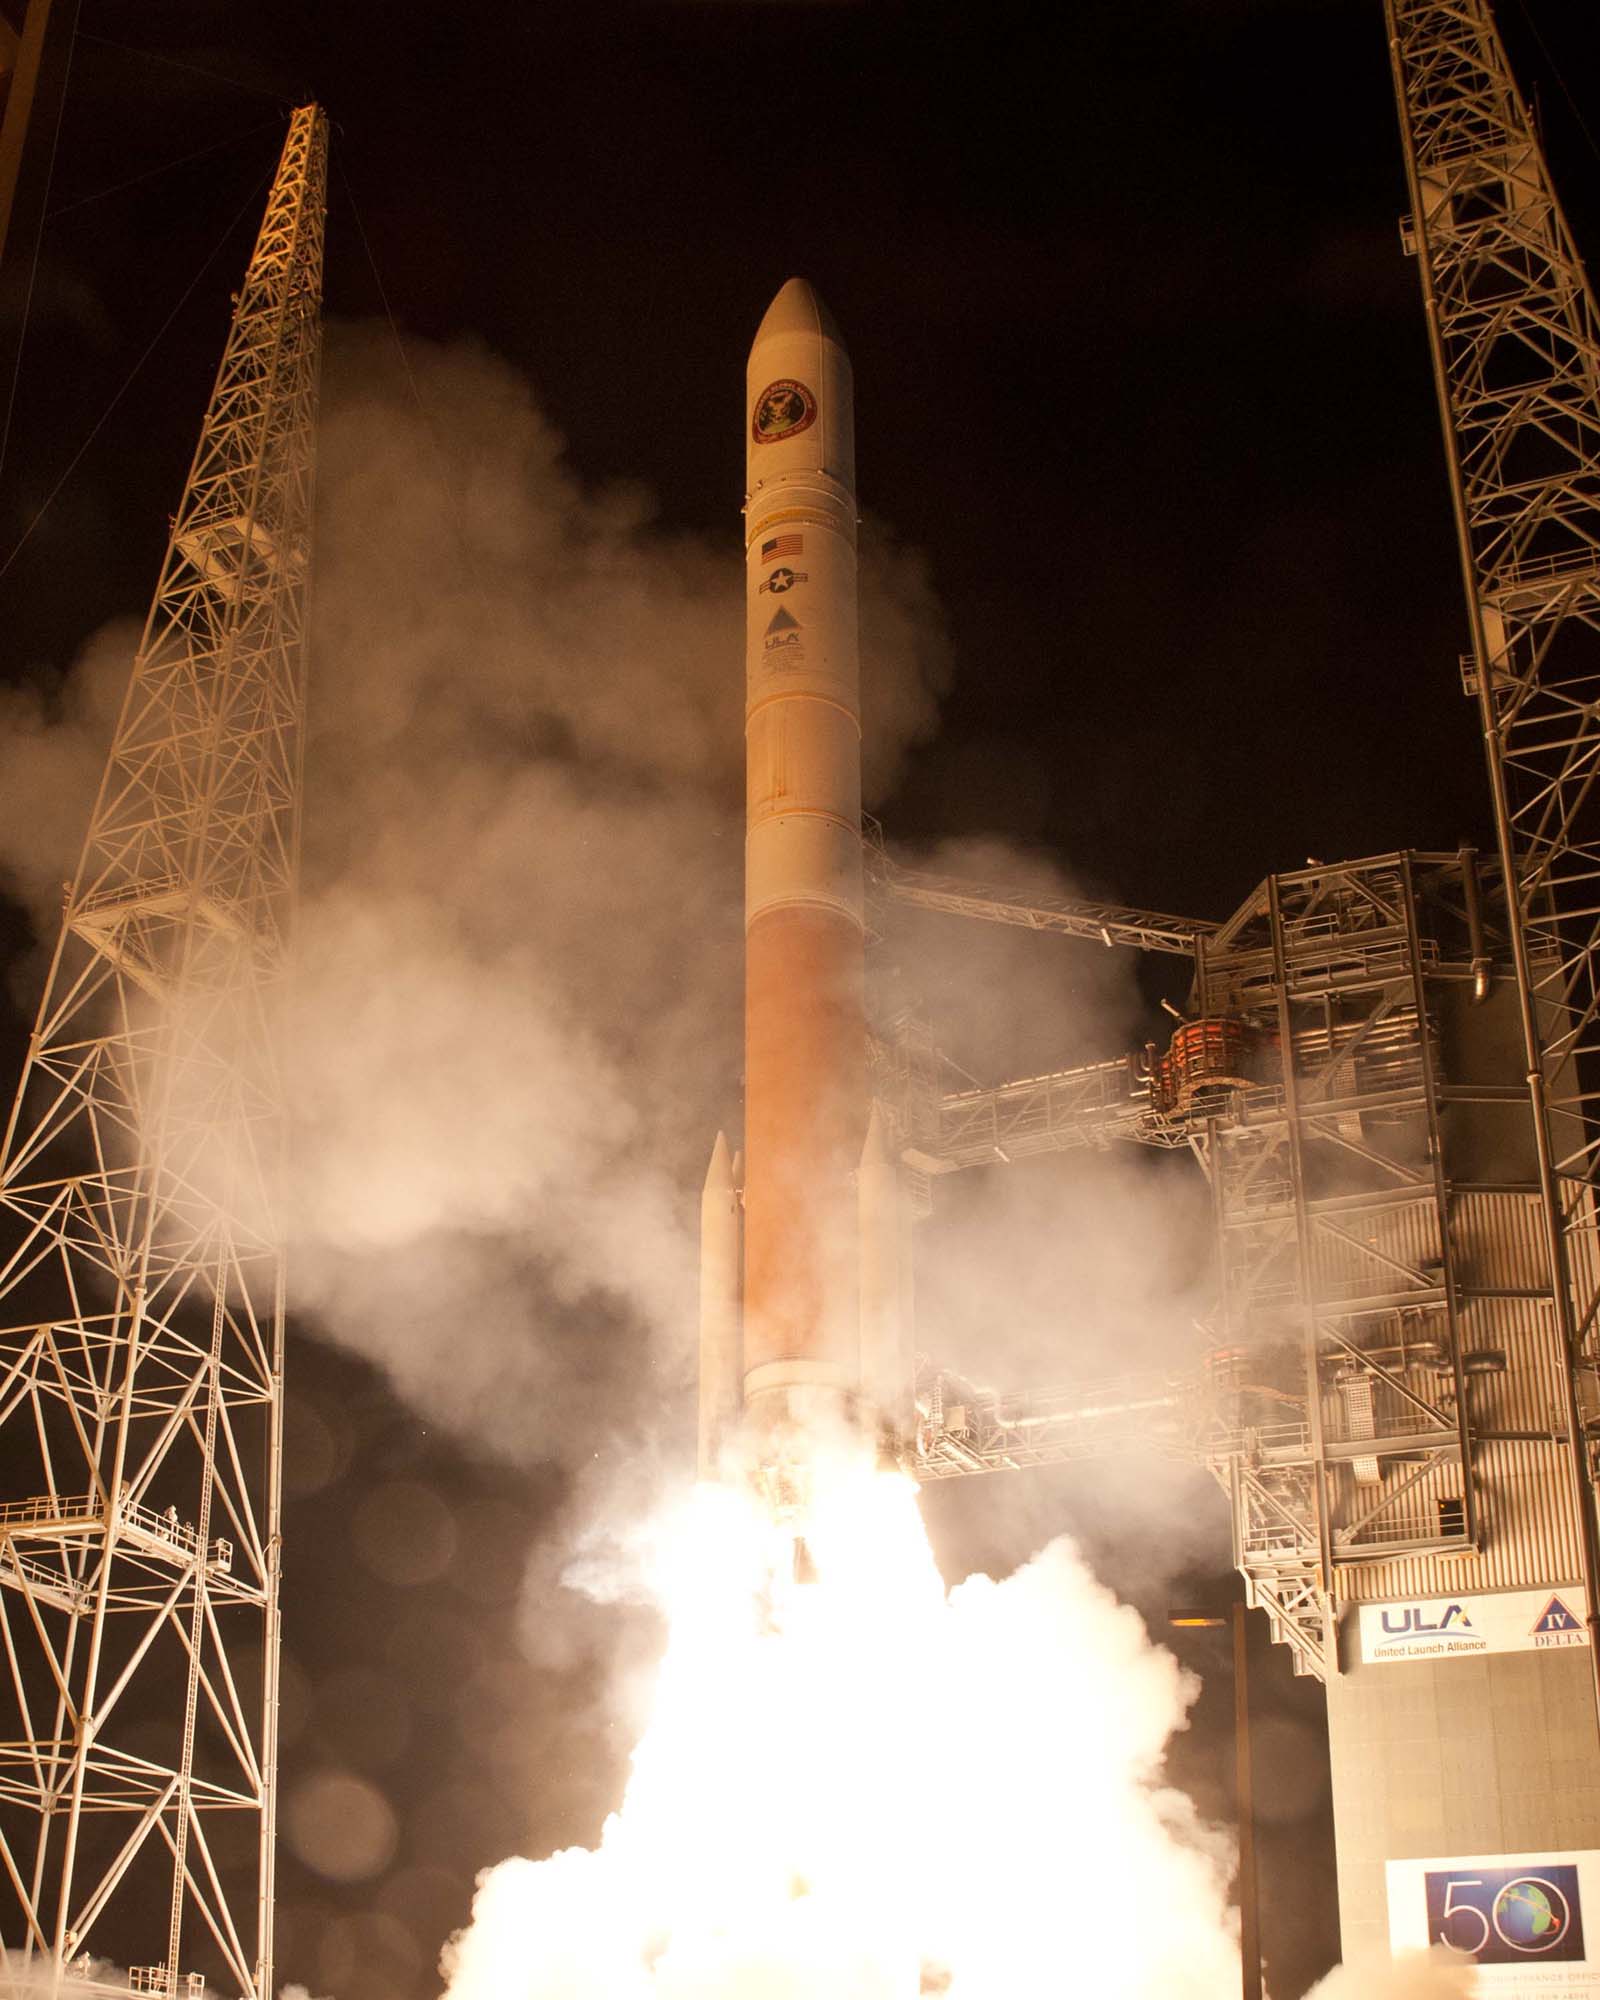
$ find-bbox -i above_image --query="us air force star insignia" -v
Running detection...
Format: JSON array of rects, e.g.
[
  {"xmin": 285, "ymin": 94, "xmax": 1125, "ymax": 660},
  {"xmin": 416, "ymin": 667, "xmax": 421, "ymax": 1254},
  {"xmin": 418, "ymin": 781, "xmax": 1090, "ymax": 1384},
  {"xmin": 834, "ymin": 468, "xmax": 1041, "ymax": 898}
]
[{"xmin": 759, "ymin": 567, "xmax": 808, "ymax": 595}]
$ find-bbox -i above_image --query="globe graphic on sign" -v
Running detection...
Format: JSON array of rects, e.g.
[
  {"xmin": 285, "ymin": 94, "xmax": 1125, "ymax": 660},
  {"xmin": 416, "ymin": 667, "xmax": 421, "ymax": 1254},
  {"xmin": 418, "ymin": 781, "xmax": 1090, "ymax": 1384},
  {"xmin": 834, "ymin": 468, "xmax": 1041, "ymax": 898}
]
[{"xmin": 1494, "ymin": 1879, "xmax": 1567, "ymax": 1950}]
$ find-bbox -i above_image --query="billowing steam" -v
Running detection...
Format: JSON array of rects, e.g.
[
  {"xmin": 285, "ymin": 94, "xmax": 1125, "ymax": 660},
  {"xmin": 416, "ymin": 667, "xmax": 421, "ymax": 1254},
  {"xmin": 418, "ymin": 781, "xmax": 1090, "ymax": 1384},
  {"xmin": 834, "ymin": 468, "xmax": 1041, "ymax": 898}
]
[{"xmin": 1307, "ymin": 1951, "xmax": 1476, "ymax": 2000}]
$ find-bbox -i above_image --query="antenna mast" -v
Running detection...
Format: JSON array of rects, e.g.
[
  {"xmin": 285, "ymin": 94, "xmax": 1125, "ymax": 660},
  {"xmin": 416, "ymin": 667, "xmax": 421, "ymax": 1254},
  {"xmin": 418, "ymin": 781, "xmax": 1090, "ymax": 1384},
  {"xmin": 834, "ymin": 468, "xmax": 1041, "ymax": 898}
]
[{"xmin": 0, "ymin": 104, "xmax": 326, "ymax": 1999}]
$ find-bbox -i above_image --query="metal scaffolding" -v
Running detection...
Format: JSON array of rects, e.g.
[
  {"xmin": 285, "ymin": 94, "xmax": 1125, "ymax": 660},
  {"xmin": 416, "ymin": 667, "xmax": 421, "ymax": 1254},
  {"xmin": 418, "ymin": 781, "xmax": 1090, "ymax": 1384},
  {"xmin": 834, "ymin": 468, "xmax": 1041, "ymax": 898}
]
[
  {"xmin": 0, "ymin": 105, "xmax": 325, "ymax": 1999},
  {"xmin": 876, "ymin": 855, "xmax": 1214, "ymax": 957},
  {"xmin": 904, "ymin": 851, "xmax": 1583, "ymax": 1681},
  {"xmin": 1386, "ymin": 0, "xmax": 1600, "ymax": 1682}
]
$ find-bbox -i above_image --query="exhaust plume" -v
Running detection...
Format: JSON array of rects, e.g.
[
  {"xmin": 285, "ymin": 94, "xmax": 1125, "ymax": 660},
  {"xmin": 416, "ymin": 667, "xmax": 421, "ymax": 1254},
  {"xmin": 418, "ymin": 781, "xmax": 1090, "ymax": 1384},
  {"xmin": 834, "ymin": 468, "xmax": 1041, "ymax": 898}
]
[{"xmin": 441, "ymin": 1454, "xmax": 1243, "ymax": 2000}]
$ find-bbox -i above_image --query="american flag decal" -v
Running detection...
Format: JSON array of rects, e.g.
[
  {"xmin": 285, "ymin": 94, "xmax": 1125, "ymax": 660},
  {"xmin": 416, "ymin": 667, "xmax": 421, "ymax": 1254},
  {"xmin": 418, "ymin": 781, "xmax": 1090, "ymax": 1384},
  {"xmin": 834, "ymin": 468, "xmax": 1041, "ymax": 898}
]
[{"xmin": 761, "ymin": 534, "xmax": 803, "ymax": 562}]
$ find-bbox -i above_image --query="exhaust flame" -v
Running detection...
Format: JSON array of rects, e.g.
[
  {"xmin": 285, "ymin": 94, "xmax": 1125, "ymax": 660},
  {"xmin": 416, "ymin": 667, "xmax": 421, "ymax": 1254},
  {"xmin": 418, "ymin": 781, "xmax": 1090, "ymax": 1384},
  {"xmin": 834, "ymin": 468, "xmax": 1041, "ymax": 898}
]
[{"xmin": 441, "ymin": 1451, "xmax": 1243, "ymax": 2000}]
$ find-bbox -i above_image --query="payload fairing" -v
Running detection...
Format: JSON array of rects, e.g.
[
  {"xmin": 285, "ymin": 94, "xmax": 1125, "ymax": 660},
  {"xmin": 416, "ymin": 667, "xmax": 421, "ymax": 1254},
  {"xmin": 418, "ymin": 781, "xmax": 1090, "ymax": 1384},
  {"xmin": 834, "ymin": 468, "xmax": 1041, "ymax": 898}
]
[{"xmin": 699, "ymin": 279, "xmax": 910, "ymax": 1475}]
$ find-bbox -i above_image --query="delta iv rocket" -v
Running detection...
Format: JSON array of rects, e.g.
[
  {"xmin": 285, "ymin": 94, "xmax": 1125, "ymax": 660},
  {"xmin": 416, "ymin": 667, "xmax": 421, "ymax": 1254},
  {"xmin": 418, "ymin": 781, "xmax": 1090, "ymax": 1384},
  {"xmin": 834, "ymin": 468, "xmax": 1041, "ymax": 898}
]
[{"xmin": 699, "ymin": 278, "xmax": 912, "ymax": 1478}]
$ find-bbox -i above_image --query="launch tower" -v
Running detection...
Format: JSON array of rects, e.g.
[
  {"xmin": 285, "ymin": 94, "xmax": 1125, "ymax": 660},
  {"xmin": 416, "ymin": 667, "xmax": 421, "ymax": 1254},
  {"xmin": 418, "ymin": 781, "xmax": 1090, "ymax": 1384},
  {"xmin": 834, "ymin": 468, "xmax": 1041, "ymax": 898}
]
[{"xmin": 0, "ymin": 106, "xmax": 325, "ymax": 1999}]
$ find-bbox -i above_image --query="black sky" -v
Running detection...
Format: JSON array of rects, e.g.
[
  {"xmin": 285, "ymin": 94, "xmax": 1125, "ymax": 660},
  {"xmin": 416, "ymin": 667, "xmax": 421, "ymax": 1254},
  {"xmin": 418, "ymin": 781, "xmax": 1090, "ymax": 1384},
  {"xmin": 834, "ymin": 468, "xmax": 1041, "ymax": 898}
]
[{"xmin": 3, "ymin": 1, "xmax": 1600, "ymax": 1996}]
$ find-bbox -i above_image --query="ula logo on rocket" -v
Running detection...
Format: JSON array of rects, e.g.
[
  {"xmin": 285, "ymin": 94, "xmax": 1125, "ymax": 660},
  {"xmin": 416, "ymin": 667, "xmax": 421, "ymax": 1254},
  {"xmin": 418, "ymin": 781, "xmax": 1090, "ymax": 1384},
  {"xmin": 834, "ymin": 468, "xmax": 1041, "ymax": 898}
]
[
  {"xmin": 764, "ymin": 607, "xmax": 803, "ymax": 653},
  {"xmin": 752, "ymin": 379, "xmax": 816, "ymax": 443}
]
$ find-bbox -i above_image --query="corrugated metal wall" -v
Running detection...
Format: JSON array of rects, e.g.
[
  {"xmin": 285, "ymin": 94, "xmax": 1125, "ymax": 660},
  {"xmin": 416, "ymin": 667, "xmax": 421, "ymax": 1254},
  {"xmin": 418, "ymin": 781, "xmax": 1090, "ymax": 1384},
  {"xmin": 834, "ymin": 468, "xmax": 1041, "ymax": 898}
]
[{"xmin": 1334, "ymin": 1192, "xmax": 1582, "ymax": 1601}]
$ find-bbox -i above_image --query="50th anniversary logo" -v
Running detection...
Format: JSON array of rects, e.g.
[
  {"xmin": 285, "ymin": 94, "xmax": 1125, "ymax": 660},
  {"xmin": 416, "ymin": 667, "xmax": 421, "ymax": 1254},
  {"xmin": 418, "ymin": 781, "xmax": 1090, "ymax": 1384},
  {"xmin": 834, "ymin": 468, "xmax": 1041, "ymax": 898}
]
[{"xmin": 1389, "ymin": 1850, "xmax": 1600, "ymax": 1990}]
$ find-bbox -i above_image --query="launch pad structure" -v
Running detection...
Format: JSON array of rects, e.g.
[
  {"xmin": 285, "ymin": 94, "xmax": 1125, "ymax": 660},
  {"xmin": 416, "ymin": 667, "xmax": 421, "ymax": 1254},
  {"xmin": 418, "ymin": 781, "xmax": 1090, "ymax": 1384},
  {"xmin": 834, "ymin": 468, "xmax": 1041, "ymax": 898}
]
[
  {"xmin": 876, "ymin": 0, "xmax": 1600, "ymax": 1968},
  {"xmin": 896, "ymin": 848, "xmax": 1600, "ymax": 1958}
]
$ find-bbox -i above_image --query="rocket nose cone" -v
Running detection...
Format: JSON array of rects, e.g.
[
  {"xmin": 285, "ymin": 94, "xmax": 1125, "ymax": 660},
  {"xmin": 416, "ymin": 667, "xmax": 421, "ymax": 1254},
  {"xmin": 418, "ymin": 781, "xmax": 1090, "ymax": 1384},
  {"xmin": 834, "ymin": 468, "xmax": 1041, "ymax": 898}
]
[
  {"xmin": 704, "ymin": 1130, "xmax": 734, "ymax": 1191},
  {"xmin": 752, "ymin": 277, "xmax": 844, "ymax": 352}
]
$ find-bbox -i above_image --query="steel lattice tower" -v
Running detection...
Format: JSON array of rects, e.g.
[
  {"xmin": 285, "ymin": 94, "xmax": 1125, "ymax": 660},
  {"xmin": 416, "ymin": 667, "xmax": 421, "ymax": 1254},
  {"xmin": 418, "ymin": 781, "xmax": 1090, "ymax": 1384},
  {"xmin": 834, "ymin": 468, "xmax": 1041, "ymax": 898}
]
[
  {"xmin": 0, "ymin": 105, "xmax": 325, "ymax": 1999},
  {"xmin": 1388, "ymin": 0, "xmax": 1600, "ymax": 1680}
]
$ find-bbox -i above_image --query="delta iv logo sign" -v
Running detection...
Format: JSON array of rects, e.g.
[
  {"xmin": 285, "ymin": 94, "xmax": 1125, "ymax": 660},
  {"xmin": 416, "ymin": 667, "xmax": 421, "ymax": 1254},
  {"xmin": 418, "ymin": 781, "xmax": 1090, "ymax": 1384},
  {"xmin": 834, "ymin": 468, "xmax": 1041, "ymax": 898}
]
[
  {"xmin": 1361, "ymin": 1585, "xmax": 1590, "ymax": 1663},
  {"xmin": 1426, "ymin": 1865, "xmax": 1586, "ymax": 1966}
]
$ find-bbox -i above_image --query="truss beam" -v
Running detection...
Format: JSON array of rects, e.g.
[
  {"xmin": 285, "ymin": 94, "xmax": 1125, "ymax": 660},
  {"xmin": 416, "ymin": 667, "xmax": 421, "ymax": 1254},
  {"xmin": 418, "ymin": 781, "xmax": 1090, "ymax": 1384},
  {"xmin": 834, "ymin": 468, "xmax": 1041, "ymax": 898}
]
[
  {"xmin": 0, "ymin": 106, "xmax": 325, "ymax": 2000},
  {"xmin": 872, "ymin": 850, "xmax": 1214, "ymax": 958},
  {"xmin": 1388, "ymin": 0, "xmax": 1600, "ymax": 1695}
]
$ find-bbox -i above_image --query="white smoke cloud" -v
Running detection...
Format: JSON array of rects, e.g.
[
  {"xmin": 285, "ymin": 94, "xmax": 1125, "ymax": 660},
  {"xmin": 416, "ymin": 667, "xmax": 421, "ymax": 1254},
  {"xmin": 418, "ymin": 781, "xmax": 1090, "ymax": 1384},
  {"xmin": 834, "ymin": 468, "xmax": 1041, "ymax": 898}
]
[
  {"xmin": 0, "ymin": 615, "xmax": 135, "ymax": 993},
  {"xmin": 1306, "ymin": 1949, "xmax": 1476, "ymax": 2000}
]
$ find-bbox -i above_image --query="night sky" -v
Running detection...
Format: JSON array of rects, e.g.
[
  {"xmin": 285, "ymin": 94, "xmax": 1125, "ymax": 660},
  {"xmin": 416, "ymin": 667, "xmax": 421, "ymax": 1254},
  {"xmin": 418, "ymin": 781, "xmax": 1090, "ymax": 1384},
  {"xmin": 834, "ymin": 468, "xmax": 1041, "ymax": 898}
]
[{"xmin": 3, "ymin": 2, "xmax": 1600, "ymax": 1996}]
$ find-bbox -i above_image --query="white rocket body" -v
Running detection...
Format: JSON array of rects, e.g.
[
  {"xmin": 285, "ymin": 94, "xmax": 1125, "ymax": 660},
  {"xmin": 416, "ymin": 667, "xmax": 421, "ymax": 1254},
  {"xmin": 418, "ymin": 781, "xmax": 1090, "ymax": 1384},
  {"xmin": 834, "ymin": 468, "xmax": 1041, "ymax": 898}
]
[{"xmin": 696, "ymin": 278, "xmax": 911, "ymax": 1477}]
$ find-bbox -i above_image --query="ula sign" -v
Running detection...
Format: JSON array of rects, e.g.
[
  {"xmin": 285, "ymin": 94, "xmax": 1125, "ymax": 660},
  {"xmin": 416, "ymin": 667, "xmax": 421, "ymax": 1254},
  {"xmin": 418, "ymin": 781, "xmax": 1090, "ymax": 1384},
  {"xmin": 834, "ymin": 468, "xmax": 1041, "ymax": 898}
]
[{"xmin": 1359, "ymin": 1586, "xmax": 1589, "ymax": 1664}]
